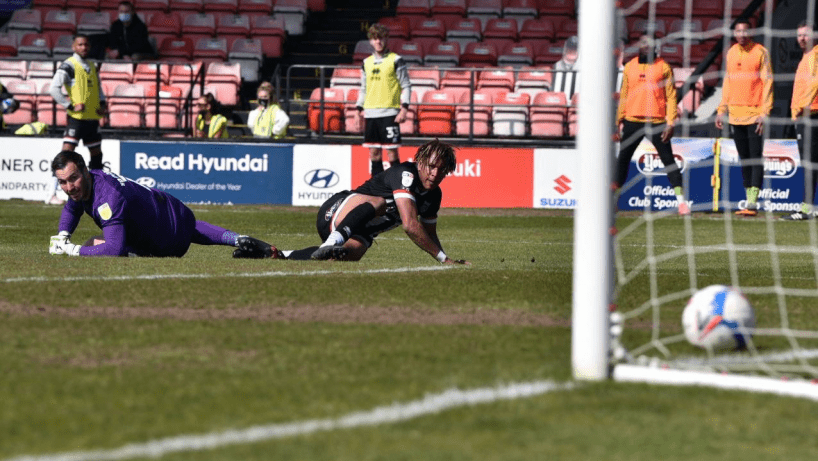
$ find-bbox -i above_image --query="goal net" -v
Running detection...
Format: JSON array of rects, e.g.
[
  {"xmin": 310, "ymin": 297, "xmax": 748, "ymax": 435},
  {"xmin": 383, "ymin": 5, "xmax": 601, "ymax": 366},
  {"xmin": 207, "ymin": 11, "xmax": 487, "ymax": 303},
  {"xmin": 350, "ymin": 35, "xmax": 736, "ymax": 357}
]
[{"xmin": 574, "ymin": 0, "xmax": 818, "ymax": 399}]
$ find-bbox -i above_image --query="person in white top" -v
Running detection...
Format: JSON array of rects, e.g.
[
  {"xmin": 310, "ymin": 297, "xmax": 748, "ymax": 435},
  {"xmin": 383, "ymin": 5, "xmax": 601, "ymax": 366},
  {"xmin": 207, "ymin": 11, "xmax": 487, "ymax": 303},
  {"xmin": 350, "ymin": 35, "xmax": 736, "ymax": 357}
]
[{"xmin": 246, "ymin": 81, "xmax": 289, "ymax": 139}]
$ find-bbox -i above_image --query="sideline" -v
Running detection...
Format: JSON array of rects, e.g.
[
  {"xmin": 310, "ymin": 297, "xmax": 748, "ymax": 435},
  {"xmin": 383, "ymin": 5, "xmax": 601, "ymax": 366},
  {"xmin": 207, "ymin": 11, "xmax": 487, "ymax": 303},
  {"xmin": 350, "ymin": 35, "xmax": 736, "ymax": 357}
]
[
  {"xmin": 1, "ymin": 265, "xmax": 456, "ymax": 284},
  {"xmin": 4, "ymin": 380, "xmax": 575, "ymax": 461}
]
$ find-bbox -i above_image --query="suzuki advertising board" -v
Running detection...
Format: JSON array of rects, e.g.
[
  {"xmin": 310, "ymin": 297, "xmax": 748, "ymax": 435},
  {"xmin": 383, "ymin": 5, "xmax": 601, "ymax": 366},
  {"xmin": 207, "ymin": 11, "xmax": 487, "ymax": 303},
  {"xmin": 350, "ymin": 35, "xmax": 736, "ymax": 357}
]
[
  {"xmin": 717, "ymin": 139, "xmax": 803, "ymax": 213},
  {"xmin": 617, "ymin": 137, "xmax": 714, "ymax": 212},
  {"xmin": 0, "ymin": 137, "xmax": 120, "ymax": 201},
  {"xmin": 534, "ymin": 148, "xmax": 577, "ymax": 209},
  {"xmin": 119, "ymin": 141, "xmax": 292, "ymax": 204}
]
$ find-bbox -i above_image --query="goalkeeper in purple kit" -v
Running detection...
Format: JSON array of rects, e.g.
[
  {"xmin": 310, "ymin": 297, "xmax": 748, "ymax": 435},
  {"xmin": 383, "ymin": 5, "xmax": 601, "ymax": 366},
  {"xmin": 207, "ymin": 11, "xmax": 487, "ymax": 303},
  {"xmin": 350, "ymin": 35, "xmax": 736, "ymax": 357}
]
[{"xmin": 48, "ymin": 150, "xmax": 255, "ymax": 257}]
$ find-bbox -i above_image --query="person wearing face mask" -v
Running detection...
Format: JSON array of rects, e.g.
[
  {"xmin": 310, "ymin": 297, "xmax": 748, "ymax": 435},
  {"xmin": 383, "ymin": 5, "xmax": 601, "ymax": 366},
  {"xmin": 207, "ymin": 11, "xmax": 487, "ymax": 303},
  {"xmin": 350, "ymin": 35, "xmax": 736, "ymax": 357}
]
[
  {"xmin": 108, "ymin": 1, "xmax": 155, "ymax": 61},
  {"xmin": 246, "ymin": 81, "xmax": 289, "ymax": 139},
  {"xmin": 614, "ymin": 35, "xmax": 689, "ymax": 216},
  {"xmin": 194, "ymin": 93, "xmax": 229, "ymax": 138}
]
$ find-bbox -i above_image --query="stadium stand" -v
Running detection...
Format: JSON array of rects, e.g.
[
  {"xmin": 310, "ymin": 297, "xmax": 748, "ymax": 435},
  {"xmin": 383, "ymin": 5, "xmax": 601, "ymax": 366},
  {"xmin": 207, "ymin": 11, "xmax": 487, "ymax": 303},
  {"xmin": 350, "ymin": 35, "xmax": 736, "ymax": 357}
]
[
  {"xmin": 418, "ymin": 89, "xmax": 455, "ymax": 135},
  {"xmin": 530, "ymin": 91, "xmax": 567, "ymax": 137},
  {"xmin": 492, "ymin": 91, "xmax": 529, "ymax": 137},
  {"xmin": 16, "ymin": 33, "xmax": 51, "ymax": 60},
  {"xmin": 0, "ymin": 34, "xmax": 18, "ymax": 58},
  {"xmin": 455, "ymin": 89, "xmax": 492, "ymax": 136},
  {"xmin": 307, "ymin": 86, "xmax": 344, "ymax": 133}
]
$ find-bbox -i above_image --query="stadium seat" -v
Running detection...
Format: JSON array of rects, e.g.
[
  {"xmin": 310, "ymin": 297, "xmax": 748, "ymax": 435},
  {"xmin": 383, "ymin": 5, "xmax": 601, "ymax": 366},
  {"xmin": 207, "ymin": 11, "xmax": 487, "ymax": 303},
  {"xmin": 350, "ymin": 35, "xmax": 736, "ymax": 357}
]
[
  {"xmin": 0, "ymin": 60, "xmax": 27, "ymax": 80},
  {"xmin": 502, "ymin": 0, "xmax": 537, "ymax": 30},
  {"xmin": 3, "ymin": 80, "xmax": 38, "ymax": 125},
  {"xmin": 537, "ymin": 0, "xmax": 575, "ymax": 17},
  {"xmin": 158, "ymin": 37, "xmax": 194, "ymax": 60},
  {"xmin": 139, "ymin": 0, "xmax": 172, "ymax": 12},
  {"xmin": 400, "ymin": 90, "xmax": 419, "ymax": 135},
  {"xmin": 424, "ymin": 41, "xmax": 461, "ymax": 68},
  {"xmin": 567, "ymin": 92, "xmax": 578, "ymax": 137},
  {"xmin": 534, "ymin": 42, "xmax": 564, "ymax": 66},
  {"xmin": 630, "ymin": 17, "xmax": 666, "ymax": 40},
  {"xmin": 35, "ymin": 82, "xmax": 68, "ymax": 127},
  {"xmin": 455, "ymin": 89, "xmax": 492, "ymax": 136},
  {"xmin": 554, "ymin": 18, "xmax": 578, "ymax": 41},
  {"xmin": 515, "ymin": 66, "xmax": 552, "ymax": 97},
  {"xmin": 466, "ymin": 0, "xmax": 502, "ymax": 30},
  {"xmin": 352, "ymin": 39, "xmax": 374, "ymax": 64},
  {"xmin": 477, "ymin": 67, "xmax": 514, "ymax": 92},
  {"xmin": 519, "ymin": 18, "xmax": 556, "ymax": 42},
  {"xmin": 193, "ymin": 37, "xmax": 228, "ymax": 63},
  {"xmin": 182, "ymin": 12, "xmax": 216, "ymax": 44},
  {"xmin": 99, "ymin": 62, "xmax": 135, "ymax": 84},
  {"xmin": 445, "ymin": 17, "xmax": 481, "ymax": 49},
  {"xmin": 16, "ymin": 33, "xmax": 52, "ymax": 60},
  {"xmin": 274, "ymin": 0, "xmax": 308, "ymax": 36},
  {"xmin": 238, "ymin": 0, "xmax": 274, "ymax": 14},
  {"xmin": 394, "ymin": 41, "xmax": 425, "ymax": 67},
  {"xmin": 693, "ymin": 0, "xmax": 725, "ymax": 19},
  {"xmin": 204, "ymin": 61, "xmax": 241, "ymax": 105},
  {"xmin": 42, "ymin": 10, "xmax": 77, "ymax": 35},
  {"xmin": 667, "ymin": 18, "xmax": 704, "ymax": 44},
  {"xmin": 145, "ymin": 84, "xmax": 183, "ymax": 128},
  {"xmin": 483, "ymin": 18, "xmax": 518, "ymax": 42},
  {"xmin": 330, "ymin": 66, "xmax": 362, "ymax": 91},
  {"xmin": 659, "ymin": 43, "xmax": 685, "ymax": 67},
  {"xmin": 148, "ymin": 12, "xmax": 182, "ymax": 37},
  {"xmin": 413, "ymin": 18, "xmax": 446, "ymax": 41},
  {"xmin": 7, "ymin": 9, "xmax": 42, "ymax": 36},
  {"xmin": 77, "ymin": 11, "xmax": 111, "ymax": 35},
  {"xmin": 169, "ymin": 61, "xmax": 204, "ymax": 85},
  {"xmin": 51, "ymin": 34, "xmax": 75, "ymax": 60},
  {"xmin": 203, "ymin": 0, "xmax": 238, "ymax": 13},
  {"xmin": 27, "ymin": 60, "xmax": 56, "ymax": 79},
  {"xmin": 408, "ymin": 66, "xmax": 440, "ymax": 100},
  {"xmin": 216, "ymin": 13, "xmax": 251, "ymax": 49},
  {"xmin": 0, "ymin": 34, "xmax": 18, "ymax": 58},
  {"xmin": 170, "ymin": 0, "xmax": 205, "ymax": 11},
  {"xmin": 674, "ymin": 66, "xmax": 704, "ymax": 116},
  {"xmin": 396, "ymin": 0, "xmax": 431, "ymax": 17},
  {"xmin": 530, "ymin": 91, "xmax": 567, "ymax": 137},
  {"xmin": 107, "ymin": 83, "xmax": 144, "ymax": 128},
  {"xmin": 440, "ymin": 68, "xmax": 473, "ymax": 89},
  {"xmin": 32, "ymin": 0, "xmax": 65, "ymax": 7},
  {"xmin": 307, "ymin": 87, "xmax": 344, "ymax": 133},
  {"xmin": 100, "ymin": 79, "xmax": 120, "ymax": 98},
  {"xmin": 307, "ymin": 0, "xmax": 326, "ymax": 13},
  {"xmin": 655, "ymin": 0, "xmax": 684, "ymax": 18},
  {"xmin": 250, "ymin": 15, "xmax": 285, "ymax": 58},
  {"xmin": 619, "ymin": 0, "xmax": 647, "ymax": 18},
  {"xmin": 343, "ymin": 87, "xmax": 362, "ymax": 134},
  {"xmin": 431, "ymin": 0, "xmax": 467, "ymax": 17},
  {"xmin": 459, "ymin": 42, "xmax": 497, "ymax": 67},
  {"xmin": 704, "ymin": 18, "xmax": 727, "ymax": 43},
  {"xmin": 134, "ymin": 62, "xmax": 171, "ymax": 85},
  {"xmin": 378, "ymin": 16, "xmax": 411, "ymax": 41},
  {"xmin": 418, "ymin": 89, "xmax": 455, "ymax": 135},
  {"xmin": 228, "ymin": 38, "xmax": 263, "ymax": 81},
  {"xmin": 498, "ymin": 42, "xmax": 535, "ymax": 68},
  {"xmin": 492, "ymin": 91, "xmax": 529, "ymax": 137}
]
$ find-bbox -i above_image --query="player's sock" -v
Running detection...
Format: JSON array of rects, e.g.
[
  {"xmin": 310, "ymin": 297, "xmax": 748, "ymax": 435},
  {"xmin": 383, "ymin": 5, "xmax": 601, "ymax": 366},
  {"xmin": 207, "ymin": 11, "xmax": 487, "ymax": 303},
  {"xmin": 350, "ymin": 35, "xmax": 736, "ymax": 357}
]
[
  {"xmin": 286, "ymin": 246, "xmax": 319, "ymax": 260},
  {"xmin": 320, "ymin": 203, "xmax": 376, "ymax": 247},
  {"xmin": 802, "ymin": 202, "xmax": 812, "ymax": 214},
  {"xmin": 371, "ymin": 160, "xmax": 384, "ymax": 175},
  {"xmin": 88, "ymin": 154, "xmax": 103, "ymax": 170},
  {"xmin": 674, "ymin": 186, "xmax": 684, "ymax": 204},
  {"xmin": 747, "ymin": 186, "xmax": 760, "ymax": 205},
  {"xmin": 192, "ymin": 221, "xmax": 240, "ymax": 246}
]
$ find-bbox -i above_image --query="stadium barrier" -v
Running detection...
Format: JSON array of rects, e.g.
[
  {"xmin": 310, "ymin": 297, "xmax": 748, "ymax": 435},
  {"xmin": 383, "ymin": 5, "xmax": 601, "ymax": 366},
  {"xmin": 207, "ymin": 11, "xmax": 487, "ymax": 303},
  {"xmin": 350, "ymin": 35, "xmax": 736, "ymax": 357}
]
[{"xmin": 0, "ymin": 136, "xmax": 804, "ymax": 211}]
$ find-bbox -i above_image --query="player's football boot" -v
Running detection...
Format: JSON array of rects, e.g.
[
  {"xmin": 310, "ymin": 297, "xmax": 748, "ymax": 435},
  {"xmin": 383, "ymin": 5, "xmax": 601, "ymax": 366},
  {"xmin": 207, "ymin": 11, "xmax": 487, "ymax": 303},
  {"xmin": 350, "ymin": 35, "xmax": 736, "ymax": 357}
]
[
  {"xmin": 236, "ymin": 236, "xmax": 283, "ymax": 259},
  {"xmin": 735, "ymin": 208, "xmax": 758, "ymax": 217},
  {"xmin": 781, "ymin": 211, "xmax": 814, "ymax": 221},
  {"xmin": 310, "ymin": 245, "xmax": 348, "ymax": 260},
  {"xmin": 678, "ymin": 202, "xmax": 691, "ymax": 216}
]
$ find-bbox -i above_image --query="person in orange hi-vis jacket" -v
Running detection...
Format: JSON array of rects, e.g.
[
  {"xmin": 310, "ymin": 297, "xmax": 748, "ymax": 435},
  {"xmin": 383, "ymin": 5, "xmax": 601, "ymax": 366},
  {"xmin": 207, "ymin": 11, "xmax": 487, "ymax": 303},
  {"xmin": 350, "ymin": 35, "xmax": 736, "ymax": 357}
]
[
  {"xmin": 715, "ymin": 18, "xmax": 773, "ymax": 217},
  {"xmin": 786, "ymin": 21, "xmax": 818, "ymax": 221},
  {"xmin": 614, "ymin": 35, "xmax": 690, "ymax": 216}
]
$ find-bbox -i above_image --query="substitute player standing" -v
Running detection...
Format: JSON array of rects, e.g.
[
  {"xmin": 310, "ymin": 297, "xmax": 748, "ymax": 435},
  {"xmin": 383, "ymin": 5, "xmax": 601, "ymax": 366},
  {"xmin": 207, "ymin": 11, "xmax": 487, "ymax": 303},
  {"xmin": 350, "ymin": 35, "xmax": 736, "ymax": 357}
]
[
  {"xmin": 48, "ymin": 151, "xmax": 260, "ymax": 257},
  {"xmin": 356, "ymin": 24, "xmax": 411, "ymax": 176},
  {"xmin": 715, "ymin": 19, "xmax": 773, "ymax": 216},
  {"xmin": 614, "ymin": 35, "xmax": 689, "ymax": 216},
  {"xmin": 234, "ymin": 140, "xmax": 469, "ymax": 265}
]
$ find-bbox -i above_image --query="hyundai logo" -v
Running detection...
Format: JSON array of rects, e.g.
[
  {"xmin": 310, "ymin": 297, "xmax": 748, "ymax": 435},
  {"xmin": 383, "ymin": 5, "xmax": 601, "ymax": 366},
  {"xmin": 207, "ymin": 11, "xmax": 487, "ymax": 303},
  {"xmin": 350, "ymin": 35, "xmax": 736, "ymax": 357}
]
[
  {"xmin": 136, "ymin": 177, "xmax": 156, "ymax": 188},
  {"xmin": 305, "ymin": 169, "xmax": 339, "ymax": 189}
]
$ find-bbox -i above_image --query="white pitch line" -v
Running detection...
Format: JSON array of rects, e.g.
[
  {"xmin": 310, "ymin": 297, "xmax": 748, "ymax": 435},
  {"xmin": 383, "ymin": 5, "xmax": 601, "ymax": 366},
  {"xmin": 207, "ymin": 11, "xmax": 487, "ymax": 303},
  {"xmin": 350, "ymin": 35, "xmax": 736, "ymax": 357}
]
[
  {"xmin": 1, "ymin": 265, "xmax": 455, "ymax": 284},
  {"xmin": 3, "ymin": 380, "xmax": 575, "ymax": 461}
]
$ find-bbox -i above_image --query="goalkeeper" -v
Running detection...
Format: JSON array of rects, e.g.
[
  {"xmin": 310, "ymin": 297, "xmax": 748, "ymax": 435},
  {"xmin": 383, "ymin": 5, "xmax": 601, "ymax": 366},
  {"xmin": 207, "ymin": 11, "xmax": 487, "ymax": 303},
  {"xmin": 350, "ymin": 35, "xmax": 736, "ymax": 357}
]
[
  {"xmin": 614, "ymin": 35, "xmax": 689, "ymax": 216},
  {"xmin": 233, "ymin": 140, "xmax": 469, "ymax": 265},
  {"xmin": 48, "ymin": 150, "xmax": 259, "ymax": 257}
]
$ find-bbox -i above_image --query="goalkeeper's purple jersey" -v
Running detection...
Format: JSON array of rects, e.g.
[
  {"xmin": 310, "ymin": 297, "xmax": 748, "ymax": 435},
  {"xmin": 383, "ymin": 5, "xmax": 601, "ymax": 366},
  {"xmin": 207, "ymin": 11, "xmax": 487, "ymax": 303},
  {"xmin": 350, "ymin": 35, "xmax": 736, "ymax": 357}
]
[
  {"xmin": 354, "ymin": 161, "xmax": 442, "ymax": 222},
  {"xmin": 58, "ymin": 170, "xmax": 195, "ymax": 256}
]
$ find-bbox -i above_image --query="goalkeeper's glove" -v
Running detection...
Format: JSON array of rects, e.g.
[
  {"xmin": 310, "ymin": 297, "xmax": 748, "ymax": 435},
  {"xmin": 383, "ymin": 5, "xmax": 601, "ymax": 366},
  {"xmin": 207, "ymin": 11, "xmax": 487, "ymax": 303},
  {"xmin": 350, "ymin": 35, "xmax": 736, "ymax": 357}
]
[{"xmin": 49, "ymin": 231, "xmax": 81, "ymax": 256}]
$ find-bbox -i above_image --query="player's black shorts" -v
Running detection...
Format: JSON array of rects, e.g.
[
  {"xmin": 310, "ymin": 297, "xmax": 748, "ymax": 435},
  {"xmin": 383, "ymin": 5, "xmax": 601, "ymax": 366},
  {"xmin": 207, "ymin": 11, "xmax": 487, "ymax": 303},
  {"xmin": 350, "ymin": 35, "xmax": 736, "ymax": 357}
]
[
  {"xmin": 63, "ymin": 117, "xmax": 102, "ymax": 147},
  {"xmin": 363, "ymin": 115, "xmax": 401, "ymax": 148},
  {"xmin": 316, "ymin": 191, "xmax": 398, "ymax": 248}
]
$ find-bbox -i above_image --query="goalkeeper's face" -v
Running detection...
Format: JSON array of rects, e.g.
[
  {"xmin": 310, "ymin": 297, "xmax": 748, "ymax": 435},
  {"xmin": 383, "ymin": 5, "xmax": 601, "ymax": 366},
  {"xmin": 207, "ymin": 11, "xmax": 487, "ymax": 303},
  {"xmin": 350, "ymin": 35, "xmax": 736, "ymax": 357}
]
[{"xmin": 55, "ymin": 161, "xmax": 91, "ymax": 202}]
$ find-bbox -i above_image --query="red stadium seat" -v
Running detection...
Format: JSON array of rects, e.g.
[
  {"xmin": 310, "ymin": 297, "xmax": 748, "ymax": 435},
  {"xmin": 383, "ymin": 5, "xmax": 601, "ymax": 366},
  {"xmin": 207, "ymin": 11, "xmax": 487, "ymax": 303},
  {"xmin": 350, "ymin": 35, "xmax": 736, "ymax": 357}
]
[
  {"xmin": 656, "ymin": 0, "xmax": 685, "ymax": 18},
  {"xmin": 2, "ymin": 80, "xmax": 37, "ymax": 125},
  {"xmin": 27, "ymin": 60, "xmax": 56, "ymax": 79},
  {"xmin": 498, "ymin": 41, "xmax": 535, "ymax": 68},
  {"xmin": 216, "ymin": 12, "xmax": 251, "ymax": 49},
  {"xmin": 537, "ymin": 0, "xmax": 574, "ymax": 17},
  {"xmin": 431, "ymin": 0, "xmax": 466, "ymax": 17},
  {"xmin": 169, "ymin": 61, "xmax": 204, "ymax": 85},
  {"xmin": 0, "ymin": 33, "xmax": 18, "ymax": 58},
  {"xmin": 134, "ymin": 62, "xmax": 171, "ymax": 85},
  {"xmin": 330, "ymin": 66, "xmax": 362, "ymax": 90},
  {"xmin": 667, "ymin": 18, "xmax": 704, "ymax": 44},
  {"xmin": 378, "ymin": 16, "xmax": 411, "ymax": 40},
  {"xmin": 455, "ymin": 89, "xmax": 492, "ymax": 136},
  {"xmin": 515, "ymin": 66, "xmax": 553, "ymax": 97},
  {"xmin": 250, "ymin": 15, "xmax": 285, "ymax": 58},
  {"xmin": 193, "ymin": 37, "xmax": 228, "ymax": 63},
  {"xmin": 148, "ymin": 12, "xmax": 182, "ymax": 37},
  {"xmin": 77, "ymin": 11, "xmax": 111, "ymax": 35},
  {"xmin": 32, "ymin": 0, "xmax": 65, "ymax": 7},
  {"xmin": 17, "ymin": 34, "xmax": 50, "ymax": 61},
  {"xmin": 554, "ymin": 18, "xmax": 578, "ymax": 40},
  {"xmin": 659, "ymin": 43, "xmax": 685, "ymax": 67},
  {"xmin": 7, "ymin": 9, "xmax": 42, "ymax": 35},
  {"xmin": 397, "ymin": 0, "xmax": 431, "ymax": 17},
  {"xmin": 459, "ymin": 42, "xmax": 497, "ymax": 67},
  {"xmin": 394, "ymin": 41, "xmax": 425, "ymax": 67},
  {"xmin": 424, "ymin": 41, "xmax": 460, "ymax": 68},
  {"xmin": 440, "ymin": 68, "xmax": 472, "ymax": 89},
  {"xmin": 483, "ymin": 18, "xmax": 518, "ymax": 42},
  {"xmin": 502, "ymin": 0, "xmax": 537, "ymax": 29},
  {"xmin": 182, "ymin": 12, "xmax": 216, "ymax": 43},
  {"xmin": 477, "ymin": 67, "xmax": 514, "ymax": 92},
  {"xmin": 42, "ymin": 10, "xmax": 77, "ymax": 35},
  {"xmin": 418, "ymin": 89, "xmax": 455, "ymax": 135},
  {"xmin": 400, "ymin": 90, "xmax": 419, "ymax": 134},
  {"xmin": 274, "ymin": 0, "xmax": 308, "ymax": 36},
  {"xmin": 99, "ymin": 62, "xmax": 135, "ymax": 84},
  {"xmin": 492, "ymin": 91, "xmax": 529, "ymax": 137},
  {"xmin": 674, "ymin": 66, "xmax": 704, "ymax": 116},
  {"xmin": 204, "ymin": 61, "xmax": 240, "ymax": 105},
  {"xmin": 408, "ymin": 66, "xmax": 440, "ymax": 100},
  {"xmin": 413, "ymin": 18, "xmax": 446, "ymax": 41},
  {"xmin": 106, "ymin": 83, "xmax": 145, "ymax": 128},
  {"xmin": 170, "ymin": 0, "xmax": 205, "ymax": 11},
  {"xmin": 308, "ymin": 87, "xmax": 345, "ymax": 133},
  {"xmin": 158, "ymin": 37, "xmax": 194, "ymax": 60},
  {"xmin": 343, "ymin": 88, "xmax": 362, "ymax": 134},
  {"xmin": 530, "ymin": 91, "xmax": 567, "ymax": 137},
  {"xmin": 519, "ymin": 17, "xmax": 555, "ymax": 41},
  {"xmin": 228, "ymin": 38, "xmax": 263, "ymax": 81},
  {"xmin": 466, "ymin": 0, "xmax": 502, "ymax": 29},
  {"xmin": 693, "ymin": 0, "xmax": 725, "ymax": 19},
  {"xmin": 238, "ymin": 0, "xmax": 273, "ymax": 13},
  {"xmin": 145, "ymin": 84, "xmax": 183, "ymax": 128},
  {"xmin": 139, "ymin": 0, "xmax": 171, "ymax": 12},
  {"xmin": 0, "ymin": 60, "xmax": 27, "ymax": 79},
  {"xmin": 445, "ymin": 17, "xmax": 481, "ymax": 49},
  {"xmin": 203, "ymin": 0, "xmax": 238, "ymax": 13},
  {"xmin": 567, "ymin": 92, "xmax": 578, "ymax": 137},
  {"xmin": 352, "ymin": 39, "xmax": 374, "ymax": 64}
]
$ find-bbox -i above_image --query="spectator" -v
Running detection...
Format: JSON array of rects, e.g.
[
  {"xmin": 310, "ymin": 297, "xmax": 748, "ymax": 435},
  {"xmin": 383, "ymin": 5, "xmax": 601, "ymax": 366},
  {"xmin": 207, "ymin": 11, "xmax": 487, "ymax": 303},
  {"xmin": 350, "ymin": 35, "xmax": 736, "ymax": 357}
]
[
  {"xmin": 247, "ymin": 81, "xmax": 289, "ymax": 139},
  {"xmin": 0, "ymin": 80, "xmax": 20, "ymax": 131},
  {"xmin": 715, "ymin": 18, "xmax": 773, "ymax": 217},
  {"xmin": 356, "ymin": 24, "xmax": 411, "ymax": 177},
  {"xmin": 194, "ymin": 94, "xmax": 229, "ymax": 138},
  {"xmin": 553, "ymin": 35, "xmax": 580, "ymax": 98},
  {"xmin": 108, "ymin": 1, "xmax": 155, "ymax": 61}
]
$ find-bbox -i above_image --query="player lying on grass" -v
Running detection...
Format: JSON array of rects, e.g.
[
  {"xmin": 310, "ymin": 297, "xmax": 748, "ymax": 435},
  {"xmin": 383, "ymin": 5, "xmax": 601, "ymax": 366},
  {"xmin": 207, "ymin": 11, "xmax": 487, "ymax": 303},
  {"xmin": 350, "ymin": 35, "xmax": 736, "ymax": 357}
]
[
  {"xmin": 234, "ymin": 139, "xmax": 469, "ymax": 264},
  {"xmin": 48, "ymin": 150, "xmax": 261, "ymax": 257}
]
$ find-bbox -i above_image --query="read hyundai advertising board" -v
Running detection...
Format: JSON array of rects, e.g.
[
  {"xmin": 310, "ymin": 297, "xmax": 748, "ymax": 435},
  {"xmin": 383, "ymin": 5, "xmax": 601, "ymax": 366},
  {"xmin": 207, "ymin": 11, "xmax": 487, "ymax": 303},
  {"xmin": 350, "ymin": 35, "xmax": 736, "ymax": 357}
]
[
  {"xmin": 0, "ymin": 138, "xmax": 121, "ymax": 201},
  {"xmin": 119, "ymin": 141, "xmax": 292, "ymax": 204},
  {"xmin": 351, "ymin": 145, "xmax": 534, "ymax": 208},
  {"xmin": 717, "ymin": 139, "xmax": 803, "ymax": 213},
  {"xmin": 617, "ymin": 137, "xmax": 714, "ymax": 212}
]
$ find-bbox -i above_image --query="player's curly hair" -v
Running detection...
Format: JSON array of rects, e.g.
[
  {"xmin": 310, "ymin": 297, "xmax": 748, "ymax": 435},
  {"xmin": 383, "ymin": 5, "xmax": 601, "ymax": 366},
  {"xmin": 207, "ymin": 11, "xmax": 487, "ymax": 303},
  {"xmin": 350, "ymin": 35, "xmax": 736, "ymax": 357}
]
[
  {"xmin": 51, "ymin": 150, "xmax": 87, "ymax": 175},
  {"xmin": 415, "ymin": 139, "xmax": 457, "ymax": 176},
  {"xmin": 367, "ymin": 24, "xmax": 389, "ymax": 39}
]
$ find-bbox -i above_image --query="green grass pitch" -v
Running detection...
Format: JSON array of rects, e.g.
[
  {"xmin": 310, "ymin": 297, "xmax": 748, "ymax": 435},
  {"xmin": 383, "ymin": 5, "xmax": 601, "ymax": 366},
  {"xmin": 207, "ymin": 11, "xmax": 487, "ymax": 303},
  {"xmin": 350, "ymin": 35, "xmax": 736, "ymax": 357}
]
[{"xmin": 1, "ymin": 200, "xmax": 817, "ymax": 460}]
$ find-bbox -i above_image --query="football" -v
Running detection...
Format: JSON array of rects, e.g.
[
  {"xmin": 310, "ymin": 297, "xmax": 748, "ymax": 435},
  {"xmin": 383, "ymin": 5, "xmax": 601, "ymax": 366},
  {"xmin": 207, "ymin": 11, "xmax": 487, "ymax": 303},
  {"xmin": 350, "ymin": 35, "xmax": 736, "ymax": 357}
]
[{"xmin": 682, "ymin": 285, "xmax": 755, "ymax": 351}]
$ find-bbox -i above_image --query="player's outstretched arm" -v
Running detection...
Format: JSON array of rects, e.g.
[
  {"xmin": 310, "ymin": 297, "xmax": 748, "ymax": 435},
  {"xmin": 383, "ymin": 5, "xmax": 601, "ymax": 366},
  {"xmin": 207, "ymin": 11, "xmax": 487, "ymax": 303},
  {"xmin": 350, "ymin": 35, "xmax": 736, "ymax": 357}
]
[
  {"xmin": 396, "ymin": 198, "xmax": 468, "ymax": 264},
  {"xmin": 422, "ymin": 221, "xmax": 469, "ymax": 265}
]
